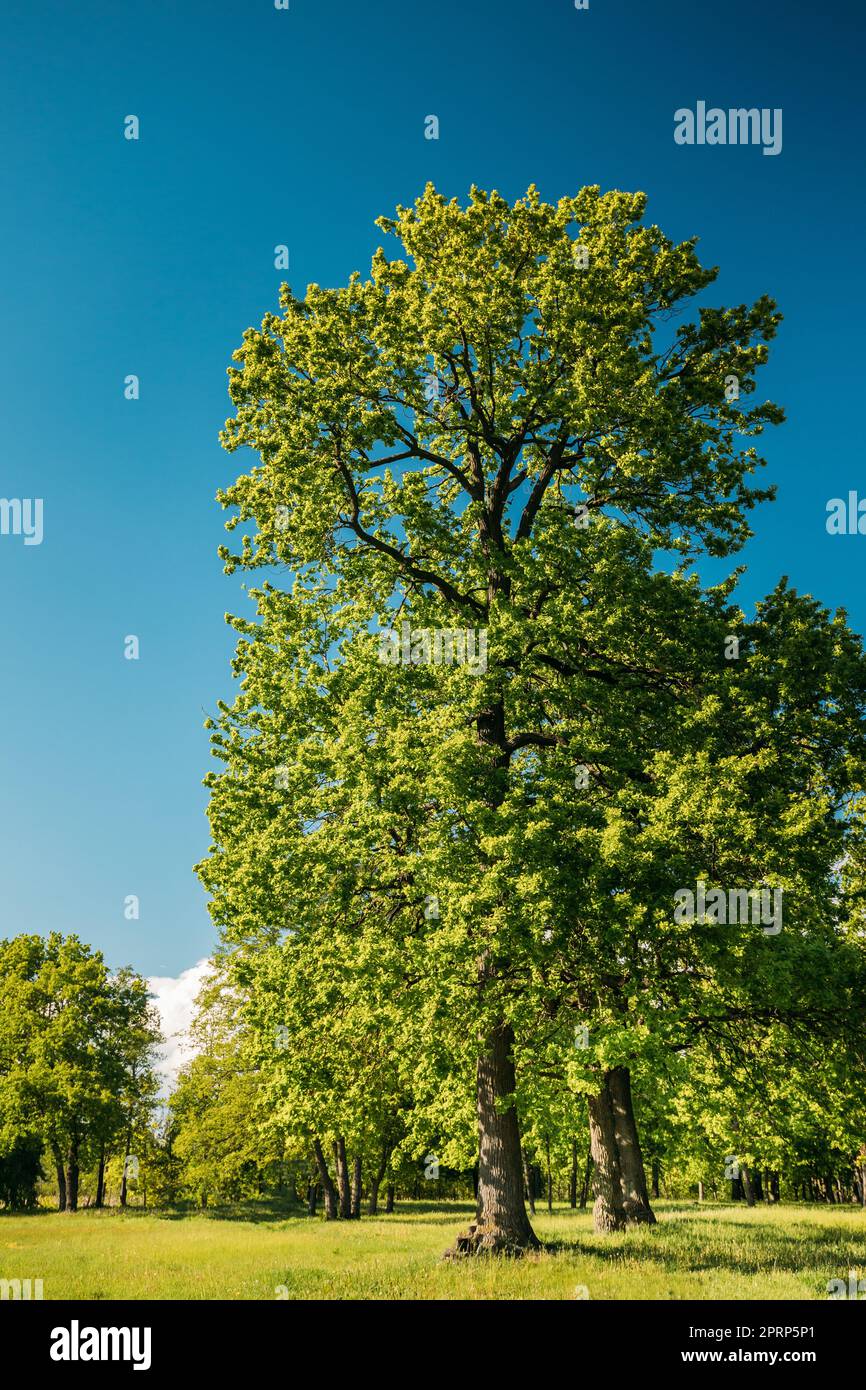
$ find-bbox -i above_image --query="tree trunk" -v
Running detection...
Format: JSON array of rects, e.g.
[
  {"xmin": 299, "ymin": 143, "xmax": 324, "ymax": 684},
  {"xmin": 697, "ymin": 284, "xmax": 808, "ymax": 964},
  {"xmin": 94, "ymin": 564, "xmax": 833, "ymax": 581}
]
[
  {"xmin": 447, "ymin": 1020, "xmax": 539, "ymax": 1255},
  {"xmin": 120, "ymin": 1127, "xmax": 131, "ymax": 1208},
  {"xmin": 569, "ymin": 1139, "xmax": 578, "ymax": 1209},
  {"xmin": 65, "ymin": 1139, "xmax": 80, "ymax": 1213},
  {"xmin": 545, "ymin": 1135, "xmax": 553, "ymax": 1213},
  {"xmin": 607, "ymin": 1066, "xmax": 656, "ymax": 1224},
  {"xmin": 368, "ymin": 1142, "xmax": 390, "ymax": 1215},
  {"xmin": 579, "ymin": 1144, "xmax": 592, "ymax": 1209},
  {"xmin": 740, "ymin": 1165, "xmax": 756, "ymax": 1207},
  {"xmin": 587, "ymin": 1076, "xmax": 627, "ymax": 1233},
  {"xmin": 751, "ymin": 1169, "xmax": 764, "ymax": 1203},
  {"xmin": 522, "ymin": 1150, "xmax": 536, "ymax": 1216},
  {"xmin": 306, "ymin": 1182, "xmax": 317, "ymax": 1216},
  {"xmin": 333, "ymin": 1137, "xmax": 352, "ymax": 1219},
  {"xmin": 350, "ymin": 1155, "xmax": 362, "ymax": 1219},
  {"xmin": 385, "ymin": 1184, "xmax": 395, "ymax": 1213},
  {"xmin": 313, "ymin": 1139, "xmax": 338, "ymax": 1220},
  {"xmin": 52, "ymin": 1146, "xmax": 67, "ymax": 1212},
  {"xmin": 94, "ymin": 1144, "xmax": 106, "ymax": 1209},
  {"xmin": 651, "ymin": 1156, "xmax": 660, "ymax": 1200}
]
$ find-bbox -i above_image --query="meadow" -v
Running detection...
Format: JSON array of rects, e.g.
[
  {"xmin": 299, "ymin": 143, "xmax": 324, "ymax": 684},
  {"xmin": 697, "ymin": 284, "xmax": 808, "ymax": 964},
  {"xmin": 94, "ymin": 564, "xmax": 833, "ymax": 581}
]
[{"xmin": 2, "ymin": 1201, "xmax": 864, "ymax": 1301}]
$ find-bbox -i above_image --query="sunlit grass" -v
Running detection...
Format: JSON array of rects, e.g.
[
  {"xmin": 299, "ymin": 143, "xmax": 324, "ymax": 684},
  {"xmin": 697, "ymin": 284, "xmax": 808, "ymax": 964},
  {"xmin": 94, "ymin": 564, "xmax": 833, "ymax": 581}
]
[{"xmin": 1, "ymin": 1200, "xmax": 864, "ymax": 1300}]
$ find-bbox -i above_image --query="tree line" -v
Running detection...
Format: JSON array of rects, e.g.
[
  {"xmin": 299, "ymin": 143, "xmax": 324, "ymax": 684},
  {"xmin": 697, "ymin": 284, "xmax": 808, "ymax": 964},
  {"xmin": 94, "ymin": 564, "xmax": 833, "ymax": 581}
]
[{"xmin": 0, "ymin": 934, "xmax": 160, "ymax": 1210}]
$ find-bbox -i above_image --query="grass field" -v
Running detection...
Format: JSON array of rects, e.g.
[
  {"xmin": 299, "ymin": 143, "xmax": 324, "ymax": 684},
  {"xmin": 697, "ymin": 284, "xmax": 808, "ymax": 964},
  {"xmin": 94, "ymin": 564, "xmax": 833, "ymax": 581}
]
[{"xmin": 2, "ymin": 1200, "xmax": 865, "ymax": 1300}]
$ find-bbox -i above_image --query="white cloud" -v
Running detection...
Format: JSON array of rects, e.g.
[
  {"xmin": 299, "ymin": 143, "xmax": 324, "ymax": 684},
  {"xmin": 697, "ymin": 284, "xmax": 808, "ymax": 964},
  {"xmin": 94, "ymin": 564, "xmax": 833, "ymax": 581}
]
[{"xmin": 147, "ymin": 958, "xmax": 213, "ymax": 1095}]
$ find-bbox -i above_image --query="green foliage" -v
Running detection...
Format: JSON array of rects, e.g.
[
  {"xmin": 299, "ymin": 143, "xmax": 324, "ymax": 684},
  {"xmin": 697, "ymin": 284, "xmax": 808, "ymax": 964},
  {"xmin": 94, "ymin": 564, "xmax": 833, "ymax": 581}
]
[
  {"xmin": 0, "ymin": 1133, "xmax": 43, "ymax": 1210},
  {"xmin": 0, "ymin": 933, "xmax": 161, "ymax": 1203}
]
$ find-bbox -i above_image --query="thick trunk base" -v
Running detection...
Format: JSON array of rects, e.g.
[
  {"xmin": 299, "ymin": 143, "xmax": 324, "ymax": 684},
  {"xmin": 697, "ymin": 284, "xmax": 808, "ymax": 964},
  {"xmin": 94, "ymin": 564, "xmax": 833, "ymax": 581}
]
[
  {"xmin": 588, "ymin": 1077, "xmax": 628, "ymax": 1233},
  {"xmin": 445, "ymin": 1218, "xmax": 541, "ymax": 1259},
  {"xmin": 445, "ymin": 1020, "xmax": 539, "ymax": 1258},
  {"xmin": 608, "ymin": 1066, "xmax": 657, "ymax": 1227},
  {"xmin": 623, "ymin": 1199, "xmax": 657, "ymax": 1224}
]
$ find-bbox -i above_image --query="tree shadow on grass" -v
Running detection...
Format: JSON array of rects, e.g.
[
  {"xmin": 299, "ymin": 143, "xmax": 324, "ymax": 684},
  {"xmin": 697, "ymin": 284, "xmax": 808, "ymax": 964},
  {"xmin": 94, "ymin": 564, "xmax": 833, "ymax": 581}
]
[
  {"xmin": 542, "ymin": 1213, "xmax": 865, "ymax": 1283},
  {"xmin": 149, "ymin": 1198, "xmax": 479, "ymax": 1226}
]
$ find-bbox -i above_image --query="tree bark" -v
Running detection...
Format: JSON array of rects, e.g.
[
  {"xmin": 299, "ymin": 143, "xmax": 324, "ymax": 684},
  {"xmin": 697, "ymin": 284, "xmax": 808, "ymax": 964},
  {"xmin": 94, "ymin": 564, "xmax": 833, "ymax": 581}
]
[
  {"xmin": 313, "ymin": 1139, "xmax": 338, "ymax": 1220},
  {"xmin": 447, "ymin": 1020, "xmax": 539, "ymax": 1255},
  {"xmin": 52, "ymin": 1145, "xmax": 67, "ymax": 1212},
  {"xmin": 740, "ymin": 1165, "xmax": 756, "ymax": 1207},
  {"xmin": 545, "ymin": 1135, "xmax": 553, "ymax": 1213},
  {"xmin": 306, "ymin": 1182, "xmax": 318, "ymax": 1216},
  {"xmin": 579, "ymin": 1144, "xmax": 592, "ymax": 1209},
  {"xmin": 350, "ymin": 1155, "xmax": 362, "ymax": 1219},
  {"xmin": 65, "ymin": 1139, "xmax": 80, "ymax": 1213},
  {"xmin": 385, "ymin": 1184, "xmax": 395, "ymax": 1213},
  {"xmin": 94, "ymin": 1143, "xmax": 106, "ymax": 1209},
  {"xmin": 333, "ymin": 1137, "xmax": 352, "ymax": 1219},
  {"xmin": 120, "ymin": 1127, "xmax": 132, "ymax": 1208},
  {"xmin": 522, "ymin": 1150, "xmax": 536, "ymax": 1216},
  {"xmin": 368, "ymin": 1142, "xmax": 389, "ymax": 1215},
  {"xmin": 607, "ymin": 1066, "xmax": 656, "ymax": 1225},
  {"xmin": 587, "ymin": 1076, "xmax": 627, "ymax": 1233}
]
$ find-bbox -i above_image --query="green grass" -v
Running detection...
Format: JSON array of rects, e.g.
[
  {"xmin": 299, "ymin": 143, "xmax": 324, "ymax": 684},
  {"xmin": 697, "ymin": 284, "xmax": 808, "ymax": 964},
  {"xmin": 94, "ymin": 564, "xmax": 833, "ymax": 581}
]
[{"xmin": 1, "ymin": 1200, "xmax": 864, "ymax": 1300}]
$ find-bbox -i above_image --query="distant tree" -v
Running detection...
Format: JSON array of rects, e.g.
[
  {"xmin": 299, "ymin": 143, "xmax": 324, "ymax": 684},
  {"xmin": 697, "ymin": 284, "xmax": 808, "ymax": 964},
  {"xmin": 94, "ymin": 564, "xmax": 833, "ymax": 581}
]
[
  {"xmin": 0, "ymin": 1133, "xmax": 43, "ymax": 1210},
  {"xmin": 0, "ymin": 933, "xmax": 161, "ymax": 1210},
  {"xmin": 169, "ymin": 966, "xmax": 285, "ymax": 1206}
]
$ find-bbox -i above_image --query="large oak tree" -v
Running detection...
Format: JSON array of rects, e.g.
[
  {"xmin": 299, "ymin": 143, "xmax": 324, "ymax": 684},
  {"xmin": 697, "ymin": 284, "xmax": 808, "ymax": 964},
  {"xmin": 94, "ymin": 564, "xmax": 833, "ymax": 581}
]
[{"xmin": 202, "ymin": 184, "xmax": 787, "ymax": 1251}]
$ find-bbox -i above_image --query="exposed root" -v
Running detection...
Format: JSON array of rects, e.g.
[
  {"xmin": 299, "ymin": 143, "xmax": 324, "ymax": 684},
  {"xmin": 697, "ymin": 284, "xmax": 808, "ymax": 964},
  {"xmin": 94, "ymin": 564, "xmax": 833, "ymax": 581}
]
[{"xmin": 443, "ymin": 1219, "xmax": 542, "ymax": 1259}]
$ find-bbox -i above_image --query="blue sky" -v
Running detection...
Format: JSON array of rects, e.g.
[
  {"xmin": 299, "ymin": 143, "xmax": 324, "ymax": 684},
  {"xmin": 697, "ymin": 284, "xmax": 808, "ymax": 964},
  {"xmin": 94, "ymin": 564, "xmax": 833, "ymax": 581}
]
[{"xmin": 1, "ymin": 0, "xmax": 863, "ymax": 989}]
